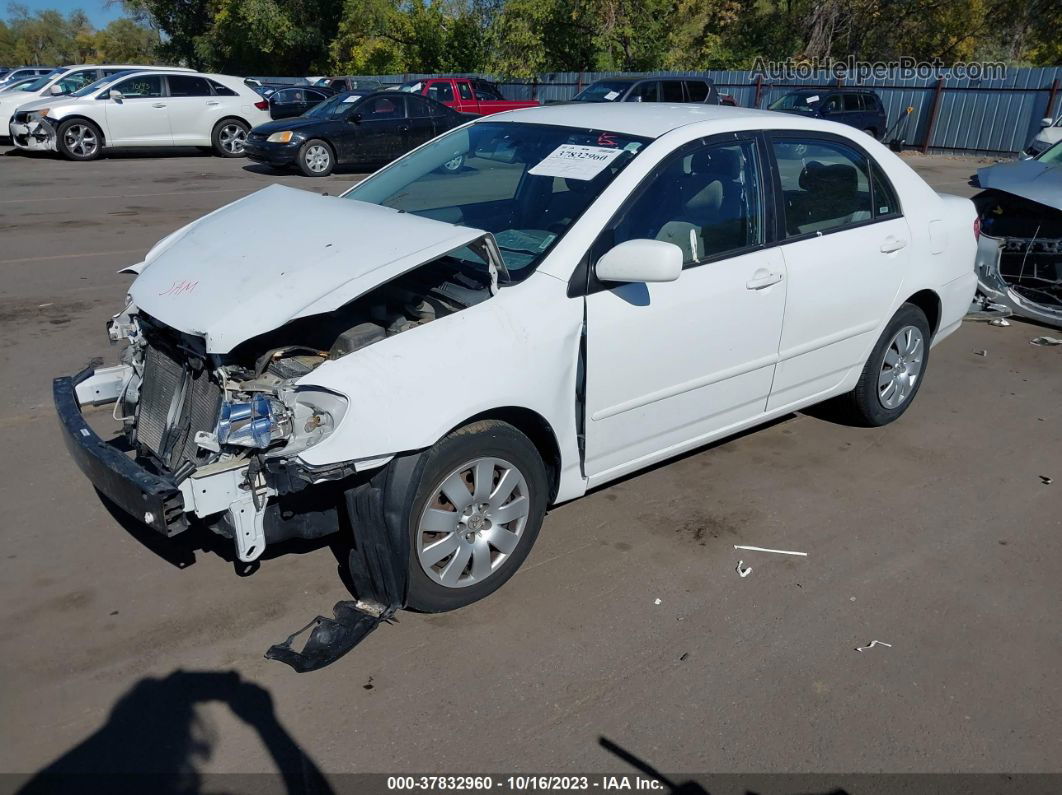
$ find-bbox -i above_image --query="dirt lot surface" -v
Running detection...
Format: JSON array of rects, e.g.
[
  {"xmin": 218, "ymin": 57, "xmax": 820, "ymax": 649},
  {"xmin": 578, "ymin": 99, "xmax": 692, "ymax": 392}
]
[{"xmin": 0, "ymin": 146, "xmax": 1059, "ymax": 785}]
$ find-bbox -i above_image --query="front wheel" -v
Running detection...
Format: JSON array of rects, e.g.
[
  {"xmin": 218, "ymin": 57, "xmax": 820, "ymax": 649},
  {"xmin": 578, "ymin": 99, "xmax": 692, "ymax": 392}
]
[
  {"xmin": 846, "ymin": 303, "xmax": 931, "ymax": 426},
  {"xmin": 56, "ymin": 119, "xmax": 102, "ymax": 161},
  {"xmin": 296, "ymin": 139, "xmax": 334, "ymax": 177},
  {"xmin": 405, "ymin": 420, "xmax": 548, "ymax": 612},
  {"xmin": 211, "ymin": 119, "xmax": 249, "ymax": 157}
]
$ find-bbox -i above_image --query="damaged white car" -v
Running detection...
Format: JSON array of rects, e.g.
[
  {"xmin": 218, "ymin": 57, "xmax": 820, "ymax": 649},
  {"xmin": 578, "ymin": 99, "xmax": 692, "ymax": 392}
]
[
  {"xmin": 56, "ymin": 105, "xmax": 978, "ymax": 666},
  {"xmin": 973, "ymin": 140, "xmax": 1062, "ymax": 327}
]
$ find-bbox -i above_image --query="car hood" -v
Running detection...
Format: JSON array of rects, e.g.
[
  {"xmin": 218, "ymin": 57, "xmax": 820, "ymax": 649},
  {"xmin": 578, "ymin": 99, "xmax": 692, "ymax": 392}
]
[
  {"xmin": 128, "ymin": 184, "xmax": 491, "ymax": 353},
  {"xmin": 9, "ymin": 94, "xmax": 75, "ymax": 113},
  {"xmin": 0, "ymin": 89, "xmax": 43, "ymax": 110},
  {"xmin": 977, "ymin": 159, "xmax": 1062, "ymax": 211},
  {"xmin": 252, "ymin": 116, "xmax": 334, "ymax": 135}
]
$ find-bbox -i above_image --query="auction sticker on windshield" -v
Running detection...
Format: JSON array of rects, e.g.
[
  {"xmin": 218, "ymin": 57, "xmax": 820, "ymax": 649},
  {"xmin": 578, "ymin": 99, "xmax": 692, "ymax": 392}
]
[{"xmin": 528, "ymin": 144, "xmax": 624, "ymax": 180}]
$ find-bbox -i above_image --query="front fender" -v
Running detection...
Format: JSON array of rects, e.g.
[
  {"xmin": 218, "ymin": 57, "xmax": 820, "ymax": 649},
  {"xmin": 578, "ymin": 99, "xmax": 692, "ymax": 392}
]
[{"xmin": 295, "ymin": 273, "xmax": 586, "ymax": 499}]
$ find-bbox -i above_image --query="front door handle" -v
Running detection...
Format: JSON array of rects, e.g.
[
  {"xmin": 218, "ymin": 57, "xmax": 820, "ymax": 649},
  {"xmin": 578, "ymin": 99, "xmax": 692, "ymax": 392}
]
[
  {"xmin": 151, "ymin": 102, "xmax": 166, "ymax": 108},
  {"xmin": 207, "ymin": 100, "xmax": 220, "ymax": 106},
  {"xmin": 880, "ymin": 236, "xmax": 908, "ymax": 253},
  {"xmin": 746, "ymin": 271, "xmax": 784, "ymax": 290}
]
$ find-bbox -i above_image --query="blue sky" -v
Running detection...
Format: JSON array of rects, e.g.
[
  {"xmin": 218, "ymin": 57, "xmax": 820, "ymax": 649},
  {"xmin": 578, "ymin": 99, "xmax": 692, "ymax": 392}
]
[{"xmin": 7, "ymin": 1, "xmax": 126, "ymax": 27}]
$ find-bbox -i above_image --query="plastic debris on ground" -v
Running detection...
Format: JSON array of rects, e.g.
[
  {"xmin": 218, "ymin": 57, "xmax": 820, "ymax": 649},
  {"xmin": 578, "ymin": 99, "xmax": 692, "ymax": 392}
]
[
  {"xmin": 1030, "ymin": 336, "xmax": 1062, "ymax": 346},
  {"xmin": 735, "ymin": 560, "xmax": 753, "ymax": 578},
  {"xmin": 855, "ymin": 640, "xmax": 893, "ymax": 652}
]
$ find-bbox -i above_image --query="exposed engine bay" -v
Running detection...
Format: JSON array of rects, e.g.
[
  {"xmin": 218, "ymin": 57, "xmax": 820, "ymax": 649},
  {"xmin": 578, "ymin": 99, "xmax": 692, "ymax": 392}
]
[
  {"xmin": 972, "ymin": 189, "xmax": 1062, "ymax": 327},
  {"xmin": 104, "ymin": 255, "xmax": 494, "ymax": 559}
]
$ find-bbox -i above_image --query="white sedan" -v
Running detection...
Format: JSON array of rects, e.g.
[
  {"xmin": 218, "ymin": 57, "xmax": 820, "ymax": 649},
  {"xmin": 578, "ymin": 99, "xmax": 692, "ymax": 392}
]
[
  {"xmin": 56, "ymin": 104, "xmax": 977, "ymax": 623},
  {"xmin": 10, "ymin": 69, "xmax": 271, "ymax": 159}
]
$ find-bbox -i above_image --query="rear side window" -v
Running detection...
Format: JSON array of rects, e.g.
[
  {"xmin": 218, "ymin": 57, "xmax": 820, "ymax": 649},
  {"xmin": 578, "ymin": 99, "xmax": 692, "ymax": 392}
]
[
  {"xmin": 684, "ymin": 80, "xmax": 709, "ymax": 102},
  {"xmin": 407, "ymin": 96, "xmax": 431, "ymax": 118},
  {"xmin": 457, "ymin": 82, "xmax": 473, "ymax": 100},
  {"xmin": 864, "ymin": 93, "xmax": 881, "ymax": 109},
  {"xmin": 870, "ymin": 160, "xmax": 901, "ymax": 217},
  {"xmin": 661, "ymin": 81, "xmax": 684, "ymax": 102},
  {"xmin": 843, "ymin": 94, "xmax": 863, "ymax": 111},
  {"xmin": 168, "ymin": 75, "xmax": 212, "ymax": 97},
  {"xmin": 427, "ymin": 81, "xmax": 454, "ymax": 103},
  {"xmin": 772, "ymin": 138, "xmax": 873, "ymax": 237},
  {"xmin": 209, "ymin": 80, "xmax": 237, "ymax": 96}
]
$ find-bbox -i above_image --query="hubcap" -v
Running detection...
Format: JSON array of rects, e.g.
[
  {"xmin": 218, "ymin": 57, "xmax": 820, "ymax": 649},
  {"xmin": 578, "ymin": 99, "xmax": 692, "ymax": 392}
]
[
  {"xmin": 416, "ymin": 457, "xmax": 531, "ymax": 589},
  {"xmin": 305, "ymin": 144, "xmax": 330, "ymax": 172},
  {"xmin": 443, "ymin": 155, "xmax": 463, "ymax": 171},
  {"xmin": 878, "ymin": 325, "xmax": 924, "ymax": 409},
  {"xmin": 64, "ymin": 124, "xmax": 97, "ymax": 157},
  {"xmin": 219, "ymin": 124, "xmax": 246, "ymax": 154}
]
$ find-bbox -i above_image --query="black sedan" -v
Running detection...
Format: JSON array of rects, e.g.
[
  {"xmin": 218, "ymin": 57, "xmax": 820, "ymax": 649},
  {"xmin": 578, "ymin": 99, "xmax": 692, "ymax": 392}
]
[
  {"xmin": 243, "ymin": 91, "xmax": 470, "ymax": 177},
  {"xmin": 268, "ymin": 85, "xmax": 336, "ymax": 120}
]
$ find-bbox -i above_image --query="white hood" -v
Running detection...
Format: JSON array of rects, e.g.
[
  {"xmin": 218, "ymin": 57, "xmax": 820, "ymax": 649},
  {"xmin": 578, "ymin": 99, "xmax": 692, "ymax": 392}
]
[
  {"xmin": 129, "ymin": 184, "xmax": 491, "ymax": 353},
  {"xmin": 8, "ymin": 94, "xmax": 74, "ymax": 114},
  {"xmin": 0, "ymin": 88, "xmax": 45, "ymax": 114}
]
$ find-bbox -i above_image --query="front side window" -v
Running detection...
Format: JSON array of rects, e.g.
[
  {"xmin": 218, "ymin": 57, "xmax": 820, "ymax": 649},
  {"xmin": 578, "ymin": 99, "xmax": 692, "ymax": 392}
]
[
  {"xmin": 344, "ymin": 122, "xmax": 649, "ymax": 281},
  {"xmin": 458, "ymin": 82, "xmax": 473, "ymax": 100},
  {"xmin": 772, "ymin": 138, "xmax": 873, "ymax": 236},
  {"xmin": 661, "ymin": 81, "xmax": 684, "ymax": 102},
  {"xmin": 112, "ymin": 75, "xmax": 163, "ymax": 99},
  {"xmin": 168, "ymin": 75, "xmax": 212, "ymax": 97},
  {"xmin": 427, "ymin": 82, "xmax": 454, "ymax": 103},
  {"xmin": 609, "ymin": 140, "xmax": 763, "ymax": 265},
  {"xmin": 631, "ymin": 81, "xmax": 659, "ymax": 102},
  {"xmin": 360, "ymin": 95, "xmax": 404, "ymax": 119}
]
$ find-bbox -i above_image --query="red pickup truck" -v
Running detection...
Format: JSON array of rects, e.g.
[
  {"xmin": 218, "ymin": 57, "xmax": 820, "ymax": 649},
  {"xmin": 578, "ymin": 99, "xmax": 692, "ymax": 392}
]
[{"xmin": 397, "ymin": 78, "xmax": 539, "ymax": 116}]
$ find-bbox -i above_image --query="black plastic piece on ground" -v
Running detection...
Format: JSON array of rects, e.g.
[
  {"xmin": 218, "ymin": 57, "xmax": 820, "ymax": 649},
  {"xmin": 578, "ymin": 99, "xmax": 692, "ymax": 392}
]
[{"xmin": 265, "ymin": 458, "xmax": 418, "ymax": 672}]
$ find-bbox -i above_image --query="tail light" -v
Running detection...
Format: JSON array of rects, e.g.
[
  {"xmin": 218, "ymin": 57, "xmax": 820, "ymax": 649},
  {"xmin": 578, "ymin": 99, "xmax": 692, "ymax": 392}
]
[
  {"xmin": 973, "ymin": 217, "xmax": 981, "ymax": 241},
  {"xmin": 254, "ymin": 99, "xmax": 269, "ymax": 110}
]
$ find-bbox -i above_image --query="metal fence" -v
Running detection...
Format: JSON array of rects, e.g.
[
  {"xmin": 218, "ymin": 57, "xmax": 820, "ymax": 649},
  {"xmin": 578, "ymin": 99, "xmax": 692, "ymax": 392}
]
[{"xmin": 331, "ymin": 68, "xmax": 1062, "ymax": 156}]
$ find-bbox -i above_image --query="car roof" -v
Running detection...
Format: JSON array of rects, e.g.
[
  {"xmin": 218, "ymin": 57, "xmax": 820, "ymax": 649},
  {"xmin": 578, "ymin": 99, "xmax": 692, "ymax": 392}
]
[{"xmin": 487, "ymin": 102, "xmax": 781, "ymax": 139}]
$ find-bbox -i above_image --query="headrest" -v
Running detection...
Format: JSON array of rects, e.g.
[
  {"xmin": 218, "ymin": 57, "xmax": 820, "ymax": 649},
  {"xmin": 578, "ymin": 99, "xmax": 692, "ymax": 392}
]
[
  {"xmin": 799, "ymin": 161, "xmax": 857, "ymax": 194},
  {"xmin": 691, "ymin": 147, "xmax": 742, "ymax": 180}
]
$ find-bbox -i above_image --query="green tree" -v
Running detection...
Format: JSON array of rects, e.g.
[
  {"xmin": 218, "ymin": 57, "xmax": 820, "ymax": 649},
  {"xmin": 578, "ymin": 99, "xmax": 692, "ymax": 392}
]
[{"xmin": 94, "ymin": 17, "xmax": 158, "ymax": 62}]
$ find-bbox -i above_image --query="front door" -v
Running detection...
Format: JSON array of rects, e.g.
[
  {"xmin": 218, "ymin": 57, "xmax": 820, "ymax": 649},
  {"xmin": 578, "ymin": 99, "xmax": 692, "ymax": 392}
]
[
  {"xmin": 104, "ymin": 74, "xmax": 171, "ymax": 145},
  {"xmin": 765, "ymin": 134, "xmax": 910, "ymax": 411},
  {"xmin": 583, "ymin": 136, "xmax": 787, "ymax": 484},
  {"xmin": 350, "ymin": 94, "xmax": 407, "ymax": 163}
]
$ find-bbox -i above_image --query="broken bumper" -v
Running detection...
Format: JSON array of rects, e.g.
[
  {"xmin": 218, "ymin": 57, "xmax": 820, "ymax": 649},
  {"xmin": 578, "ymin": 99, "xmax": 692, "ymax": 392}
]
[
  {"xmin": 9, "ymin": 118, "xmax": 57, "ymax": 151},
  {"xmin": 975, "ymin": 234, "xmax": 1062, "ymax": 328},
  {"xmin": 54, "ymin": 366, "xmax": 187, "ymax": 536}
]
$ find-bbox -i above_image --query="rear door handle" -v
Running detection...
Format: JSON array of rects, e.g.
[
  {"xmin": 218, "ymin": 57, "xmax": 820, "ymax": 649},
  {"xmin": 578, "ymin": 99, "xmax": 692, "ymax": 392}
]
[
  {"xmin": 746, "ymin": 271, "xmax": 784, "ymax": 290},
  {"xmin": 151, "ymin": 103, "xmax": 166, "ymax": 108},
  {"xmin": 880, "ymin": 237, "xmax": 908, "ymax": 253}
]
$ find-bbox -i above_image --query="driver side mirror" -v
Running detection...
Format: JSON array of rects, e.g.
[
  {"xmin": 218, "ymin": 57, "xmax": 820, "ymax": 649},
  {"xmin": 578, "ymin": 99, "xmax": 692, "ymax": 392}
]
[
  {"xmin": 1042, "ymin": 117, "xmax": 1054, "ymax": 128},
  {"xmin": 49, "ymin": 84, "xmax": 64, "ymax": 96},
  {"xmin": 595, "ymin": 239, "xmax": 683, "ymax": 284},
  {"xmin": 108, "ymin": 89, "xmax": 124, "ymax": 102}
]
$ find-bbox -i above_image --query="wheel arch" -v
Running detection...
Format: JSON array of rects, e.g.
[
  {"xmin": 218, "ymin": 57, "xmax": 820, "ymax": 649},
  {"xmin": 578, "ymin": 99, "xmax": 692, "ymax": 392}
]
[
  {"xmin": 903, "ymin": 289, "xmax": 942, "ymax": 336},
  {"xmin": 56, "ymin": 114, "xmax": 106, "ymax": 146},
  {"xmin": 450, "ymin": 407, "xmax": 562, "ymax": 503},
  {"xmin": 213, "ymin": 114, "xmax": 252, "ymax": 131}
]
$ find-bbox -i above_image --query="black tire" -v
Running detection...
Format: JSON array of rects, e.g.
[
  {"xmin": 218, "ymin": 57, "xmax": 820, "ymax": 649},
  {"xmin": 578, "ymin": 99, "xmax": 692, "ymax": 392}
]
[
  {"xmin": 403, "ymin": 420, "xmax": 548, "ymax": 612},
  {"xmin": 845, "ymin": 303, "xmax": 931, "ymax": 427},
  {"xmin": 56, "ymin": 118, "xmax": 103, "ymax": 161},
  {"xmin": 296, "ymin": 138, "xmax": 334, "ymax": 177},
  {"xmin": 211, "ymin": 118, "xmax": 249, "ymax": 157}
]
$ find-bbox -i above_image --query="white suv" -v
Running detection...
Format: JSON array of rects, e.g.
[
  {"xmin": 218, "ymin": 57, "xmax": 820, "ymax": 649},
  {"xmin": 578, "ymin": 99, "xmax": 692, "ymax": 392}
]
[
  {"xmin": 0, "ymin": 64, "xmax": 194, "ymax": 135},
  {"xmin": 9, "ymin": 70, "xmax": 271, "ymax": 160}
]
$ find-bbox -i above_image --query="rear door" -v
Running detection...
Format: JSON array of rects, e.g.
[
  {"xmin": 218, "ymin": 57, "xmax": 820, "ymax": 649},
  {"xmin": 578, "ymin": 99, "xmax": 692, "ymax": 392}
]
[
  {"xmin": 103, "ymin": 74, "xmax": 171, "ymax": 145},
  {"xmin": 163, "ymin": 74, "xmax": 217, "ymax": 143},
  {"xmin": 765, "ymin": 132, "xmax": 909, "ymax": 411}
]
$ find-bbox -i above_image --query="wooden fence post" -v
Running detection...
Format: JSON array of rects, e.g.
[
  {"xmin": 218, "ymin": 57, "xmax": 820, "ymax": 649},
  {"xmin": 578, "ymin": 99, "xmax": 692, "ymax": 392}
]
[{"xmin": 922, "ymin": 77, "xmax": 946, "ymax": 154}]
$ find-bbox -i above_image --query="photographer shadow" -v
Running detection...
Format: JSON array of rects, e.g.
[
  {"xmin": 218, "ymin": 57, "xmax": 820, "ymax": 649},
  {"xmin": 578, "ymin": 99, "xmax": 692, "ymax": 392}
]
[{"xmin": 18, "ymin": 669, "xmax": 333, "ymax": 795}]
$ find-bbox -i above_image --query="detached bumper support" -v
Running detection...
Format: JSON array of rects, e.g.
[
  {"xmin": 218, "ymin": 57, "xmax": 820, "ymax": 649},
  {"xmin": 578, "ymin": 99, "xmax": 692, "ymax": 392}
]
[{"xmin": 265, "ymin": 453, "xmax": 419, "ymax": 672}]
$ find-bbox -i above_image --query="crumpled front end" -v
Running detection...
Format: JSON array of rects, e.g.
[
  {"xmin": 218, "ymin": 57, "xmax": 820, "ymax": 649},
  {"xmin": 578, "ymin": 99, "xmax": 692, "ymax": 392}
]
[
  {"xmin": 9, "ymin": 111, "xmax": 57, "ymax": 152},
  {"xmin": 972, "ymin": 189, "xmax": 1062, "ymax": 328}
]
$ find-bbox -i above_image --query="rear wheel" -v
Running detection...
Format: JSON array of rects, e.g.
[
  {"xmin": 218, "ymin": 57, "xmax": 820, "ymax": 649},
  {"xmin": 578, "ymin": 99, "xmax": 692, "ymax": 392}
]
[
  {"xmin": 211, "ymin": 119, "xmax": 249, "ymax": 157},
  {"xmin": 297, "ymin": 139, "xmax": 334, "ymax": 177},
  {"xmin": 845, "ymin": 303, "xmax": 931, "ymax": 426},
  {"xmin": 405, "ymin": 420, "xmax": 548, "ymax": 612},
  {"xmin": 56, "ymin": 119, "xmax": 102, "ymax": 161}
]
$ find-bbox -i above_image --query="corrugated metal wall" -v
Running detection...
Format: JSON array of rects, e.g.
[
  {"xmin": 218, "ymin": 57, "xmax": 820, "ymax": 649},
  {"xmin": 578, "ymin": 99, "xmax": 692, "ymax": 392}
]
[{"xmin": 331, "ymin": 68, "xmax": 1062, "ymax": 156}]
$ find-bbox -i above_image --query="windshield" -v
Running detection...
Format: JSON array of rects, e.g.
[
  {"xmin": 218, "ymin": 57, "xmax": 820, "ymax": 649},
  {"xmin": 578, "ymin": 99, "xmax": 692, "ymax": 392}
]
[
  {"xmin": 769, "ymin": 92, "xmax": 823, "ymax": 112},
  {"xmin": 304, "ymin": 92, "xmax": 365, "ymax": 118},
  {"xmin": 16, "ymin": 72, "xmax": 58, "ymax": 92},
  {"xmin": 1038, "ymin": 140, "xmax": 1062, "ymax": 165},
  {"xmin": 0, "ymin": 77, "xmax": 39, "ymax": 93},
  {"xmin": 572, "ymin": 81, "xmax": 632, "ymax": 102},
  {"xmin": 344, "ymin": 121, "xmax": 650, "ymax": 280},
  {"xmin": 72, "ymin": 71, "xmax": 132, "ymax": 98}
]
